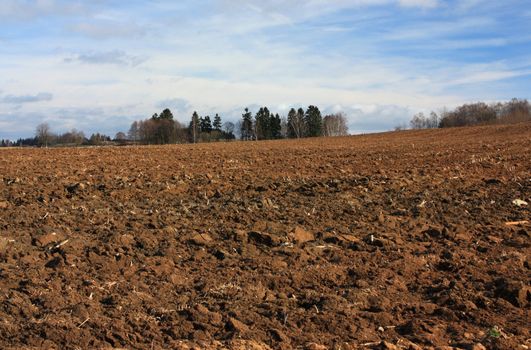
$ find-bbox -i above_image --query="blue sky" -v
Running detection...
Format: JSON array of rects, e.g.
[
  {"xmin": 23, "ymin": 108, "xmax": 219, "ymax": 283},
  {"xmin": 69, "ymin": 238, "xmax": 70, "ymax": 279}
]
[{"xmin": 0, "ymin": 0, "xmax": 530, "ymax": 139}]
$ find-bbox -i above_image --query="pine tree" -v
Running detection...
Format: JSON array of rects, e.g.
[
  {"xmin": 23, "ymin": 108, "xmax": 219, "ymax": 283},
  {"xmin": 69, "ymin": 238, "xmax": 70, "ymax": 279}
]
[
  {"xmin": 270, "ymin": 113, "xmax": 282, "ymax": 139},
  {"xmin": 241, "ymin": 108, "xmax": 253, "ymax": 140},
  {"xmin": 201, "ymin": 115, "xmax": 213, "ymax": 133},
  {"xmin": 255, "ymin": 107, "xmax": 271, "ymax": 140},
  {"xmin": 213, "ymin": 114, "xmax": 222, "ymax": 131},
  {"xmin": 305, "ymin": 105, "xmax": 322, "ymax": 137},
  {"xmin": 159, "ymin": 108, "xmax": 174, "ymax": 120},
  {"xmin": 149, "ymin": 108, "xmax": 175, "ymax": 144}
]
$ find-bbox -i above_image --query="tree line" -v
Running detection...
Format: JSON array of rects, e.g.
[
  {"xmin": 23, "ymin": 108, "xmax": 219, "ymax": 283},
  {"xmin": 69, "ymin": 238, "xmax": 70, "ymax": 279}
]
[
  {"xmin": 2, "ymin": 126, "xmax": 117, "ymax": 148},
  {"xmin": 407, "ymin": 98, "xmax": 531, "ymax": 129},
  {"xmin": 5, "ymin": 98, "xmax": 525, "ymax": 148},
  {"xmin": 0, "ymin": 105, "xmax": 349, "ymax": 147},
  {"xmin": 240, "ymin": 106, "xmax": 348, "ymax": 141},
  {"xmin": 127, "ymin": 105, "xmax": 348, "ymax": 144},
  {"xmin": 126, "ymin": 108, "xmax": 236, "ymax": 145}
]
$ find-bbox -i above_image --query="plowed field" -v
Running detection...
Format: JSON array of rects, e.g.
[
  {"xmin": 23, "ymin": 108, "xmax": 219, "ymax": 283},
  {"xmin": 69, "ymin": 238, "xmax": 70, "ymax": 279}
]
[{"xmin": 0, "ymin": 123, "xmax": 530, "ymax": 350}]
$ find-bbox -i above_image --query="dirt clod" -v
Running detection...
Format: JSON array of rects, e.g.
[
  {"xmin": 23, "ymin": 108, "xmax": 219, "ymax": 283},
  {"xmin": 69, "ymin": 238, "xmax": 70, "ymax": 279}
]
[
  {"xmin": 34, "ymin": 232, "xmax": 63, "ymax": 247},
  {"xmin": 227, "ymin": 317, "xmax": 249, "ymax": 334},
  {"xmin": 291, "ymin": 226, "xmax": 315, "ymax": 244},
  {"xmin": 190, "ymin": 233, "xmax": 214, "ymax": 246}
]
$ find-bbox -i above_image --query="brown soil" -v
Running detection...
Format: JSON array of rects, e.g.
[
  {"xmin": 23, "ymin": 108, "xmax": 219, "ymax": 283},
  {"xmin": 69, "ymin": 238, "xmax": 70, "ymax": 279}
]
[{"xmin": 0, "ymin": 123, "xmax": 530, "ymax": 350}]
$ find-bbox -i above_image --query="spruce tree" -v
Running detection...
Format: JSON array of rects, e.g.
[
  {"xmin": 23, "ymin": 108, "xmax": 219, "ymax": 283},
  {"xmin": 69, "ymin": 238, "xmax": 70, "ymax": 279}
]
[
  {"xmin": 271, "ymin": 113, "xmax": 282, "ymax": 139},
  {"xmin": 305, "ymin": 105, "xmax": 322, "ymax": 137},
  {"xmin": 255, "ymin": 107, "xmax": 272, "ymax": 140},
  {"xmin": 201, "ymin": 116, "xmax": 213, "ymax": 133},
  {"xmin": 159, "ymin": 108, "xmax": 174, "ymax": 120},
  {"xmin": 213, "ymin": 114, "xmax": 222, "ymax": 131},
  {"xmin": 198, "ymin": 117, "xmax": 205, "ymax": 135},
  {"xmin": 241, "ymin": 108, "xmax": 254, "ymax": 140}
]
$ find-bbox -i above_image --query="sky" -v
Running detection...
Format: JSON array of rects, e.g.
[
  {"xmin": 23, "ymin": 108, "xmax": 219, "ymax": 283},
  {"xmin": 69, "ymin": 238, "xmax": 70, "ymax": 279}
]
[{"xmin": 0, "ymin": 0, "xmax": 530, "ymax": 139}]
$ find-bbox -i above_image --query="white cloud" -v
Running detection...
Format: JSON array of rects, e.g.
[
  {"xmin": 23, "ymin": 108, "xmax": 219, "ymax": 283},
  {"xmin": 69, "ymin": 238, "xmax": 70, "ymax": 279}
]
[
  {"xmin": 454, "ymin": 0, "xmax": 483, "ymax": 12},
  {"xmin": 385, "ymin": 17, "xmax": 495, "ymax": 41},
  {"xmin": 0, "ymin": 92, "xmax": 53, "ymax": 104},
  {"xmin": 448, "ymin": 69, "xmax": 531, "ymax": 86},
  {"xmin": 398, "ymin": 0, "xmax": 438, "ymax": 8},
  {"xmin": 219, "ymin": 0, "xmax": 440, "ymax": 19},
  {"xmin": 0, "ymin": 0, "xmax": 89, "ymax": 21},
  {"xmin": 157, "ymin": 98, "xmax": 192, "ymax": 114},
  {"xmin": 65, "ymin": 50, "xmax": 147, "ymax": 66},
  {"xmin": 69, "ymin": 20, "xmax": 147, "ymax": 39},
  {"xmin": 337, "ymin": 104, "xmax": 414, "ymax": 133}
]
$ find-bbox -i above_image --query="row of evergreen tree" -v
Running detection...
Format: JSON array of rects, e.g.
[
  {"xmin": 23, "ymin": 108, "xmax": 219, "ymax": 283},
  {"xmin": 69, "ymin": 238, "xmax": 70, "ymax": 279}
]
[
  {"xmin": 126, "ymin": 105, "xmax": 348, "ymax": 145},
  {"xmin": 241, "ymin": 105, "xmax": 348, "ymax": 140}
]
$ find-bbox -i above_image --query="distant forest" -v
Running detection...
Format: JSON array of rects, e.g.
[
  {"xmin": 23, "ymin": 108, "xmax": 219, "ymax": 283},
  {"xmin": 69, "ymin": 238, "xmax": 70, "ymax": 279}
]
[
  {"xmin": 1, "ymin": 98, "xmax": 529, "ymax": 147},
  {"xmin": 405, "ymin": 98, "xmax": 530, "ymax": 130}
]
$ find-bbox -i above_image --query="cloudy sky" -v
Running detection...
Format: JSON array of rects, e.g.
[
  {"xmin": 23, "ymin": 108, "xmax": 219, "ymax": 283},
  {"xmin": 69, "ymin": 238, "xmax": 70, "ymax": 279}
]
[{"xmin": 1, "ymin": 0, "xmax": 530, "ymax": 139}]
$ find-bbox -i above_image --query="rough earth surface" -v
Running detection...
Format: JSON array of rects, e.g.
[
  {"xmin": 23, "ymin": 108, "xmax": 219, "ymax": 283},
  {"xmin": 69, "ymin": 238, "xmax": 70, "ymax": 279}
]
[{"xmin": 0, "ymin": 123, "xmax": 530, "ymax": 350}]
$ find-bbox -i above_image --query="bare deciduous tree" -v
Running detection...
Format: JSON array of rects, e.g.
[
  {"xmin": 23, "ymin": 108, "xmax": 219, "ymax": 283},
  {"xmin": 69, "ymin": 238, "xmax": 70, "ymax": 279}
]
[
  {"xmin": 35, "ymin": 123, "xmax": 52, "ymax": 147},
  {"xmin": 223, "ymin": 121, "xmax": 235, "ymax": 135},
  {"xmin": 323, "ymin": 113, "xmax": 349, "ymax": 136},
  {"xmin": 287, "ymin": 108, "xmax": 306, "ymax": 138},
  {"xmin": 427, "ymin": 111, "xmax": 439, "ymax": 128},
  {"xmin": 115, "ymin": 132, "xmax": 127, "ymax": 141},
  {"xmin": 128, "ymin": 121, "xmax": 139, "ymax": 142},
  {"xmin": 410, "ymin": 112, "xmax": 426, "ymax": 129},
  {"xmin": 280, "ymin": 116, "xmax": 288, "ymax": 138},
  {"xmin": 58, "ymin": 129, "xmax": 85, "ymax": 145},
  {"xmin": 438, "ymin": 102, "xmax": 497, "ymax": 127}
]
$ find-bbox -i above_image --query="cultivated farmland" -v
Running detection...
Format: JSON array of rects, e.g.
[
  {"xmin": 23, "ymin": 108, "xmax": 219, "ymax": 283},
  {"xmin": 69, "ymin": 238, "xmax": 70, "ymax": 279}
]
[{"xmin": 0, "ymin": 123, "xmax": 529, "ymax": 349}]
